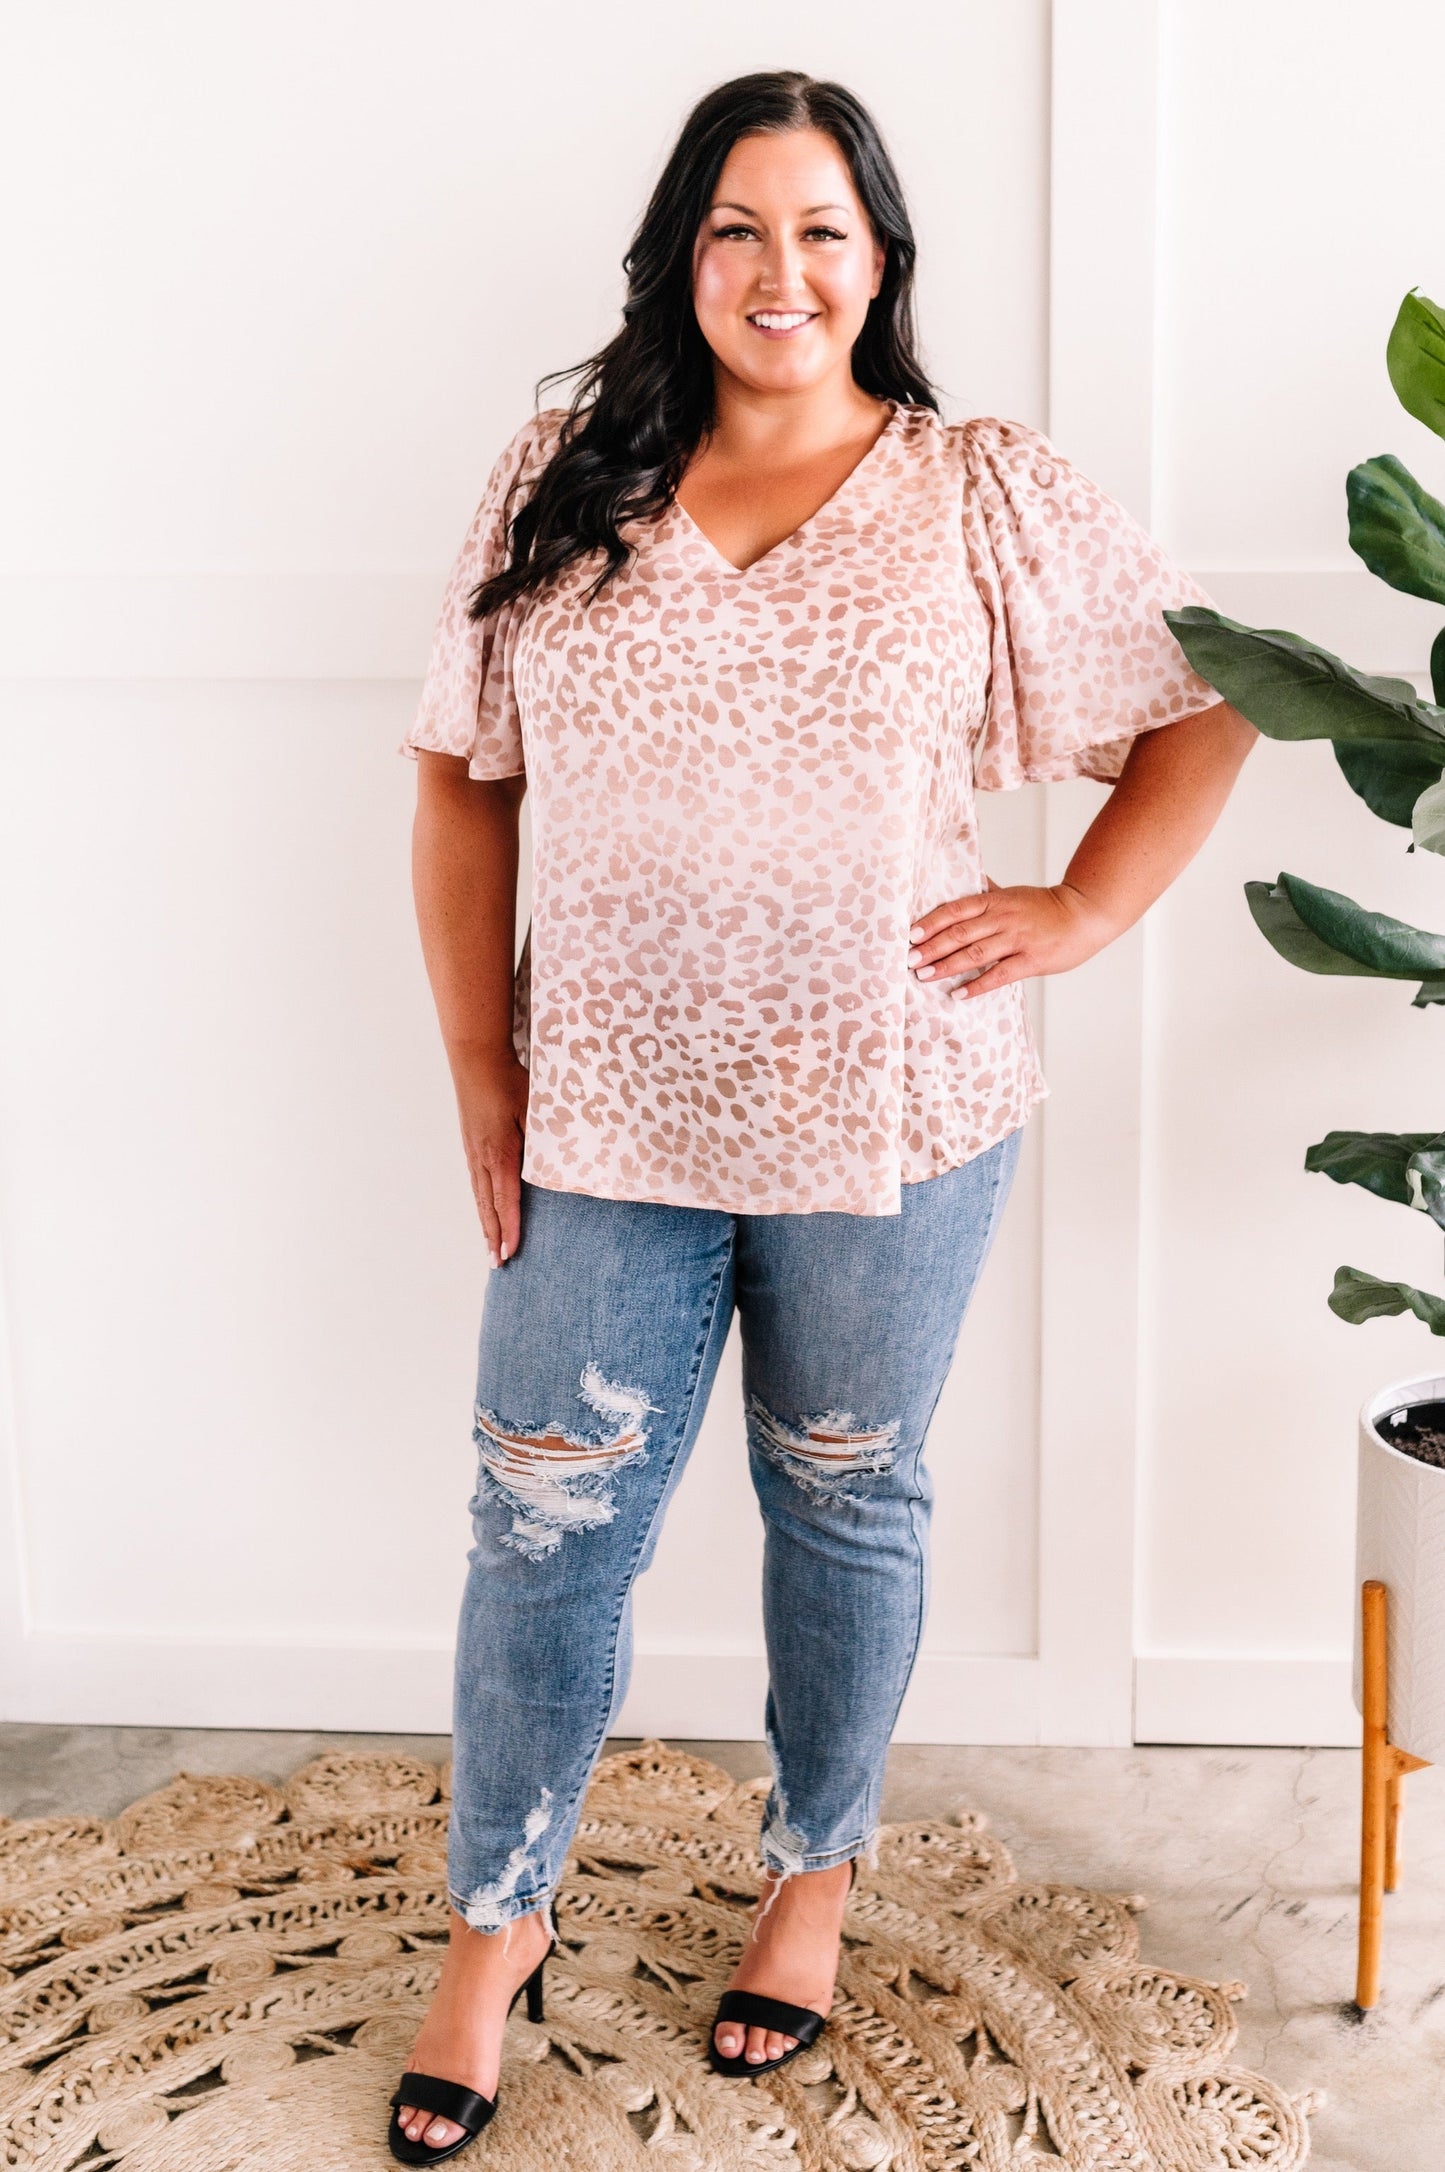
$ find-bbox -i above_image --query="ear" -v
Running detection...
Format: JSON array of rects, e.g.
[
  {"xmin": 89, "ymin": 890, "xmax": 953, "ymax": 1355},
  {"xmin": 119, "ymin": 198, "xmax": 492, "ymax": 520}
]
[{"xmin": 870, "ymin": 237, "xmax": 887, "ymax": 300}]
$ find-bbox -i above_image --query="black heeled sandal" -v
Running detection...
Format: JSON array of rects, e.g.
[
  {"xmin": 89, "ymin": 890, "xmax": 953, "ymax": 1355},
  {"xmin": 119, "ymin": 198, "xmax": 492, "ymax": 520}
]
[
  {"xmin": 707, "ymin": 1858, "xmax": 856, "ymax": 2081},
  {"xmin": 387, "ymin": 1936, "xmax": 555, "ymax": 2164}
]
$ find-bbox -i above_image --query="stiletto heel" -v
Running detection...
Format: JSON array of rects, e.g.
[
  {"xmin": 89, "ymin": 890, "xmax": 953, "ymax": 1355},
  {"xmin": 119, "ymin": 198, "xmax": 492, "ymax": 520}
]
[
  {"xmin": 708, "ymin": 1858, "xmax": 857, "ymax": 2081},
  {"xmin": 387, "ymin": 1935, "xmax": 556, "ymax": 2163},
  {"xmin": 521, "ymin": 1946, "xmax": 549, "ymax": 2024}
]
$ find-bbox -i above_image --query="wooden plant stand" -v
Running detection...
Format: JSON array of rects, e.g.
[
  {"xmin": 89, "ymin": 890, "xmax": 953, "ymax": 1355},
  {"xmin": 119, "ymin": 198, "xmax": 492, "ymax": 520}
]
[{"xmin": 1356, "ymin": 1578, "xmax": 1432, "ymax": 2010}]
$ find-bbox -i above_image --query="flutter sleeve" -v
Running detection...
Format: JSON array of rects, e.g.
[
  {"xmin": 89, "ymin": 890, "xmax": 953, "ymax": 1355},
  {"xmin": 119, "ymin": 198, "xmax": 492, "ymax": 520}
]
[
  {"xmin": 958, "ymin": 415, "xmax": 1222, "ymax": 789},
  {"xmin": 399, "ymin": 408, "xmax": 565, "ymax": 779}
]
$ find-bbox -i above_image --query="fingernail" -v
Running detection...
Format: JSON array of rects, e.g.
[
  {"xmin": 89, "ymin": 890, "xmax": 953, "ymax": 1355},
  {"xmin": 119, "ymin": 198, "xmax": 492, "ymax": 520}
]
[
  {"xmin": 488, "ymin": 1249, "xmax": 500, "ymax": 1270},
  {"xmin": 909, "ymin": 923, "xmax": 925, "ymax": 942},
  {"xmin": 915, "ymin": 964, "xmax": 933, "ymax": 980},
  {"xmin": 499, "ymin": 1242, "xmax": 508, "ymax": 1262},
  {"xmin": 906, "ymin": 948, "xmax": 922, "ymax": 966}
]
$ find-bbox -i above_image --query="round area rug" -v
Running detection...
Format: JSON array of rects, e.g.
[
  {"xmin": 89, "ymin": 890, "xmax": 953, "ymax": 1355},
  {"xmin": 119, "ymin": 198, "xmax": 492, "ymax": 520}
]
[{"xmin": 0, "ymin": 1743, "xmax": 1316, "ymax": 2170}]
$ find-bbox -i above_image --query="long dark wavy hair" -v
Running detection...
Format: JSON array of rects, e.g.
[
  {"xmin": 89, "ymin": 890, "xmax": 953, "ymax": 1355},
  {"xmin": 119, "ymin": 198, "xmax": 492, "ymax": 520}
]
[{"xmin": 468, "ymin": 70, "xmax": 939, "ymax": 619}]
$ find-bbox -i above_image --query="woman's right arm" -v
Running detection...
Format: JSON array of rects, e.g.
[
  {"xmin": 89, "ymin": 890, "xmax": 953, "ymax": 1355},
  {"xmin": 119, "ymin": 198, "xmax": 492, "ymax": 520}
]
[{"xmin": 411, "ymin": 750, "xmax": 530, "ymax": 1268}]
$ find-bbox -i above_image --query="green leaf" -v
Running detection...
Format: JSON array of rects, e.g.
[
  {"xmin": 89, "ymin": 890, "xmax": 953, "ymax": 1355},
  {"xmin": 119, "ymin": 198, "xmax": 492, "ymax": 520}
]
[
  {"xmin": 1286, "ymin": 872, "xmax": 1445, "ymax": 975},
  {"xmin": 1387, "ymin": 291, "xmax": 1445, "ymax": 441},
  {"xmin": 1247, "ymin": 880, "xmax": 1369, "ymax": 975},
  {"xmin": 1329, "ymin": 1265, "xmax": 1445, "ymax": 1333},
  {"xmin": 1407, "ymin": 1145, "xmax": 1445, "ymax": 1222},
  {"xmin": 1432, "ymin": 625, "xmax": 1445, "ymax": 709},
  {"xmin": 1412, "ymin": 975, "xmax": 1445, "ymax": 1008},
  {"xmin": 1346, "ymin": 455, "xmax": 1445, "ymax": 603},
  {"xmin": 1246, "ymin": 873, "xmax": 1445, "ymax": 986},
  {"xmin": 1413, "ymin": 774, "xmax": 1445, "ymax": 855},
  {"xmin": 1334, "ymin": 738, "xmax": 1445, "ymax": 826},
  {"xmin": 1307, "ymin": 1129, "xmax": 1445, "ymax": 1229},
  {"xmin": 1164, "ymin": 606, "xmax": 1445, "ymax": 748}
]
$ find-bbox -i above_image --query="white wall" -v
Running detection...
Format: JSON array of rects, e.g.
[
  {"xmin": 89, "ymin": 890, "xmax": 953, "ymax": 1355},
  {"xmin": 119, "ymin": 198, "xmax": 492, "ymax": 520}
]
[
  {"xmin": 2, "ymin": 0, "xmax": 1441, "ymax": 1746},
  {"xmin": 1136, "ymin": 0, "xmax": 1445, "ymax": 1741}
]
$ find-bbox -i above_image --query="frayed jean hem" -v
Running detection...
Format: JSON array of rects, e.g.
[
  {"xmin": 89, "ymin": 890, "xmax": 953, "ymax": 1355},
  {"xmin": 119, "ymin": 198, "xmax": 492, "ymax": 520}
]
[
  {"xmin": 759, "ymin": 1832, "xmax": 871, "ymax": 1878},
  {"xmin": 447, "ymin": 1883, "xmax": 555, "ymax": 1934}
]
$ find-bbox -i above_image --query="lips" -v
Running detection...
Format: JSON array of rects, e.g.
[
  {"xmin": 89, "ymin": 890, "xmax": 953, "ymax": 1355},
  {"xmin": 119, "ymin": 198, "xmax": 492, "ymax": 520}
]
[{"xmin": 747, "ymin": 310, "xmax": 819, "ymax": 335}]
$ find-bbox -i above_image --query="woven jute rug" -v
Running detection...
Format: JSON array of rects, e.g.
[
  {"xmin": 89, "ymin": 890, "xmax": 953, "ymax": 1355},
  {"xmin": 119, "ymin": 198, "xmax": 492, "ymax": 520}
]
[{"xmin": 0, "ymin": 1741, "xmax": 1316, "ymax": 2170}]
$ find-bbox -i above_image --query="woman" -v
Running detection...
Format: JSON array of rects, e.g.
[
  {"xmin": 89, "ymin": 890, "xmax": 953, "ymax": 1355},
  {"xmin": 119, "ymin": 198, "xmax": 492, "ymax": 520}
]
[{"xmin": 389, "ymin": 69, "xmax": 1255, "ymax": 2162}]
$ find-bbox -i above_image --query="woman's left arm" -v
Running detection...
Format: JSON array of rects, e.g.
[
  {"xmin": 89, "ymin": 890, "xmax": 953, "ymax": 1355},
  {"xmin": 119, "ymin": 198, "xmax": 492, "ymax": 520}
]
[{"xmin": 907, "ymin": 700, "xmax": 1259, "ymax": 1000}]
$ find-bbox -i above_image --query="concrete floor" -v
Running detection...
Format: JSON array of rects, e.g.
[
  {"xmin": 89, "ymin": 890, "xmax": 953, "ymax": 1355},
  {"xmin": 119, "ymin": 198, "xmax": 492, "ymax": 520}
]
[{"xmin": 2, "ymin": 1728, "xmax": 1442, "ymax": 2170}]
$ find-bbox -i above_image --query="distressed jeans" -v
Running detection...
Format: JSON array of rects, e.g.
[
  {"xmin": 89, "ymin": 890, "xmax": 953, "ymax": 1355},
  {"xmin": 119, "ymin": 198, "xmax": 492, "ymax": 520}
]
[{"xmin": 447, "ymin": 1124, "xmax": 1022, "ymax": 1930}]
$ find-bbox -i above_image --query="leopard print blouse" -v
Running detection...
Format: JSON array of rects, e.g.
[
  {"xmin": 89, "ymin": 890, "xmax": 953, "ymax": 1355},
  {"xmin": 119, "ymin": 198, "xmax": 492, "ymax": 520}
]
[{"xmin": 401, "ymin": 400, "xmax": 1219, "ymax": 1215}]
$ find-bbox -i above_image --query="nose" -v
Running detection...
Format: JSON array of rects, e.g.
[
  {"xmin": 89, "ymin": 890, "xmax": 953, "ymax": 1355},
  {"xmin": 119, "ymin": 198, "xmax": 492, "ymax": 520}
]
[{"xmin": 756, "ymin": 233, "xmax": 810, "ymax": 302}]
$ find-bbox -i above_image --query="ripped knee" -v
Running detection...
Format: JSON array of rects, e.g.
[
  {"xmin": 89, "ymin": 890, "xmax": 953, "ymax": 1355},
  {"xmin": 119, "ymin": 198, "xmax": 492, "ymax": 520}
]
[
  {"xmin": 746, "ymin": 1392, "xmax": 901, "ymax": 1499},
  {"xmin": 476, "ymin": 1360, "xmax": 661, "ymax": 1559}
]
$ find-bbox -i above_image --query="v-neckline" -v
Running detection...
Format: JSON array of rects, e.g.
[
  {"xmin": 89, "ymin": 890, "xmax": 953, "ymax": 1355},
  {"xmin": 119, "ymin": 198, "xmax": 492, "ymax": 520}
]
[{"xmin": 671, "ymin": 399, "xmax": 902, "ymax": 578}]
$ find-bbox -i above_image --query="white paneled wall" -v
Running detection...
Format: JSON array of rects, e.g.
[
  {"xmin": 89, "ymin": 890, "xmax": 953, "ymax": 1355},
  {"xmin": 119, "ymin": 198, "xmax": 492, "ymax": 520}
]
[
  {"xmin": 2, "ymin": 0, "xmax": 1440, "ymax": 1744},
  {"xmin": 1137, "ymin": 0, "xmax": 1445, "ymax": 1740}
]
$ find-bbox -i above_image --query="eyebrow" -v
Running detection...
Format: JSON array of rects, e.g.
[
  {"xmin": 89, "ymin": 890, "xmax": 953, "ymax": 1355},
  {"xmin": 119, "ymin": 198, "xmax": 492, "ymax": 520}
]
[{"xmin": 709, "ymin": 201, "xmax": 852, "ymax": 218}]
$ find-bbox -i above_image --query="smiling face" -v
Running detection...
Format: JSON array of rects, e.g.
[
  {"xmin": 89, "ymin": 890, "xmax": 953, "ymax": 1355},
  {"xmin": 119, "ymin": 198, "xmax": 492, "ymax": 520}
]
[{"xmin": 691, "ymin": 127, "xmax": 886, "ymax": 397}]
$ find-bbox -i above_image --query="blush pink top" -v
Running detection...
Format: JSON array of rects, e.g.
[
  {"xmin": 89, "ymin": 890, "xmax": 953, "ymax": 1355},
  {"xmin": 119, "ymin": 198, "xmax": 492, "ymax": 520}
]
[{"xmin": 402, "ymin": 400, "xmax": 1220, "ymax": 1215}]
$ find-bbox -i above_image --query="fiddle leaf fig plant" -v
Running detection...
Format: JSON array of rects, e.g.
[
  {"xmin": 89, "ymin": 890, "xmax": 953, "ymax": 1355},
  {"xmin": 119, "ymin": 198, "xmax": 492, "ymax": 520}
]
[
  {"xmin": 1164, "ymin": 289, "xmax": 1445, "ymax": 1332},
  {"xmin": 1388, "ymin": 289, "xmax": 1445, "ymax": 440}
]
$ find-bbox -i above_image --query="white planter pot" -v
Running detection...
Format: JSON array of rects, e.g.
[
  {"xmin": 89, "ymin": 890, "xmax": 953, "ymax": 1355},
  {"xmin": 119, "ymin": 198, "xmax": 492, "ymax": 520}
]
[{"xmin": 1354, "ymin": 1371, "xmax": 1445, "ymax": 1762}]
